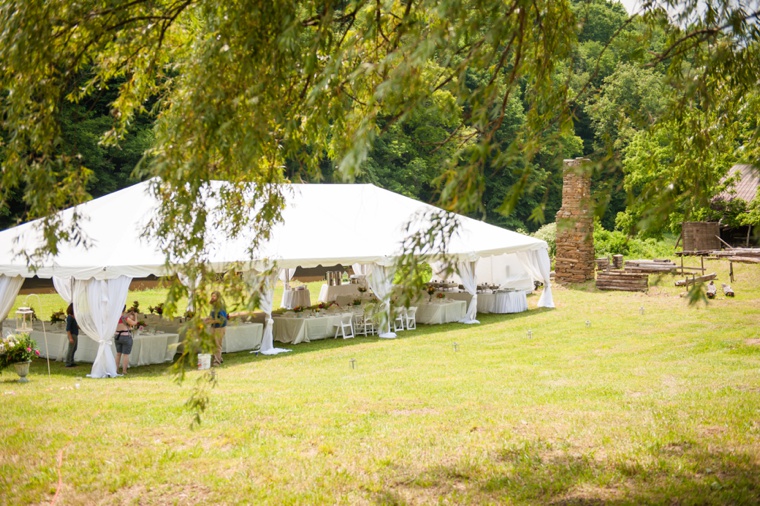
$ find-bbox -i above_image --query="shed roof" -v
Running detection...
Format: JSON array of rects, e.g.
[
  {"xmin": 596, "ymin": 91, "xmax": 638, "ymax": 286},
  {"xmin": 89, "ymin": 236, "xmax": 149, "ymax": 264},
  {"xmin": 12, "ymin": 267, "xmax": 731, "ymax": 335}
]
[{"xmin": 715, "ymin": 164, "xmax": 759, "ymax": 204}]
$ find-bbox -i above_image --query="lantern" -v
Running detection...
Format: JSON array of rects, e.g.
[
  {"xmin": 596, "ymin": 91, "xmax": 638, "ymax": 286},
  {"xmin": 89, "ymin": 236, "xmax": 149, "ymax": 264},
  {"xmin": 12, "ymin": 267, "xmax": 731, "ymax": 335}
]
[{"xmin": 15, "ymin": 306, "xmax": 34, "ymax": 333}]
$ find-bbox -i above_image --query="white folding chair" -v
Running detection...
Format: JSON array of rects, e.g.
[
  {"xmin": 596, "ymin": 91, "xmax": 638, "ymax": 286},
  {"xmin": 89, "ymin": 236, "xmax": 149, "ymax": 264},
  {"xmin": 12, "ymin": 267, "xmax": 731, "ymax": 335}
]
[
  {"xmin": 393, "ymin": 307, "xmax": 406, "ymax": 332},
  {"xmin": 355, "ymin": 312, "xmax": 376, "ymax": 336},
  {"xmin": 333, "ymin": 313, "xmax": 355, "ymax": 339},
  {"xmin": 405, "ymin": 306, "xmax": 417, "ymax": 330}
]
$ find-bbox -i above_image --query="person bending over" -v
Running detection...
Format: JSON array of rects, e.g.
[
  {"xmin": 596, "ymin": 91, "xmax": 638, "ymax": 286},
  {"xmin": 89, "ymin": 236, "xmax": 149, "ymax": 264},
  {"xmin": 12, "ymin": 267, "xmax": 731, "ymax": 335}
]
[{"xmin": 114, "ymin": 306, "xmax": 137, "ymax": 376}]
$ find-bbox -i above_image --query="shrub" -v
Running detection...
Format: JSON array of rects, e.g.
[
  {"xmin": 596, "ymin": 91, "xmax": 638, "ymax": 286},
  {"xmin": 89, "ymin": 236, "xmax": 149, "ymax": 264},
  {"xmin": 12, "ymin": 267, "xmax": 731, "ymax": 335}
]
[{"xmin": 532, "ymin": 223, "xmax": 556, "ymax": 257}]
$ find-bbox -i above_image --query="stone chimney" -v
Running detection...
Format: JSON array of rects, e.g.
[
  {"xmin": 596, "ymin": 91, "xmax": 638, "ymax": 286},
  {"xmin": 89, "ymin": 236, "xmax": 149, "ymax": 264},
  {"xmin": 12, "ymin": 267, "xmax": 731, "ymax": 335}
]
[{"xmin": 555, "ymin": 158, "xmax": 595, "ymax": 284}]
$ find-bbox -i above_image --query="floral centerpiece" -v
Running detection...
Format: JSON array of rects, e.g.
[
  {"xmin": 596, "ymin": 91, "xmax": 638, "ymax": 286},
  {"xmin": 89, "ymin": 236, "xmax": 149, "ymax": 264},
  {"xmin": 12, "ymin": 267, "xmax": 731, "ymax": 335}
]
[
  {"xmin": 352, "ymin": 299, "xmax": 362, "ymax": 306},
  {"xmin": 0, "ymin": 333, "xmax": 40, "ymax": 372},
  {"xmin": 426, "ymin": 285, "xmax": 436, "ymax": 295},
  {"xmin": 50, "ymin": 309, "xmax": 66, "ymax": 324},
  {"xmin": 435, "ymin": 292, "xmax": 446, "ymax": 299},
  {"xmin": 293, "ymin": 306, "xmax": 304, "ymax": 313}
]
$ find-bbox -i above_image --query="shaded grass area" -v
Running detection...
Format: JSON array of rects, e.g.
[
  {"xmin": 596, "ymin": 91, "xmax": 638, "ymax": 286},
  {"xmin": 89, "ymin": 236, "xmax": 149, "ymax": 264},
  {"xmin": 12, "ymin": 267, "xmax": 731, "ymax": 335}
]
[{"xmin": 1, "ymin": 260, "xmax": 759, "ymax": 504}]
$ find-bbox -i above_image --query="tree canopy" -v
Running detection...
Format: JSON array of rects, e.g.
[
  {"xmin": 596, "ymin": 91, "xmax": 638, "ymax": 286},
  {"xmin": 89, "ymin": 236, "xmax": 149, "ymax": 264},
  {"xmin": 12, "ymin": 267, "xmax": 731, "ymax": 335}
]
[{"xmin": 2, "ymin": 0, "xmax": 759, "ymax": 418}]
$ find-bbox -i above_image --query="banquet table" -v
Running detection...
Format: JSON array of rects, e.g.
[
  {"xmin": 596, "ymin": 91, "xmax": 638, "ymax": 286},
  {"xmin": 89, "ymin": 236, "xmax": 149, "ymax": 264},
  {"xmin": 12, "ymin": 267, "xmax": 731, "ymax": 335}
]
[
  {"xmin": 273, "ymin": 310, "xmax": 359, "ymax": 344},
  {"xmin": 280, "ymin": 288, "xmax": 311, "ymax": 309},
  {"xmin": 476, "ymin": 291, "xmax": 528, "ymax": 314},
  {"xmin": 318, "ymin": 283, "xmax": 360, "ymax": 303},
  {"xmin": 222, "ymin": 323, "xmax": 264, "ymax": 353},
  {"xmin": 433, "ymin": 291, "xmax": 472, "ymax": 304},
  {"xmin": 30, "ymin": 329, "xmax": 179, "ymax": 366},
  {"xmin": 415, "ymin": 300, "xmax": 467, "ymax": 325}
]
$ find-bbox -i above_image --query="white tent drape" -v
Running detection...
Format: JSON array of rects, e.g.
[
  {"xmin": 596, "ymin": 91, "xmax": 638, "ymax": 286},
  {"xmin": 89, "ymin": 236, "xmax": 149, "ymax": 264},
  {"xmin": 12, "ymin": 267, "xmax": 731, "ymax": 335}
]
[
  {"xmin": 351, "ymin": 263, "xmax": 369, "ymax": 276},
  {"xmin": 278, "ymin": 268, "xmax": 297, "ymax": 288},
  {"xmin": 52, "ymin": 276, "xmax": 74, "ymax": 304},
  {"xmin": 177, "ymin": 272, "xmax": 201, "ymax": 312},
  {"xmin": 250, "ymin": 272, "xmax": 290, "ymax": 355},
  {"xmin": 516, "ymin": 250, "xmax": 554, "ymax": 308},
  {"xmin": 278, "ymin": 267, "xmax": 298, "ymax": 309},
  {"xmin": 366, "ymin": 263, "xmax": 396, "ymax": 338},
  {"xmin": 457, "ymin": 261, "xmax": 480, "ymax": 324},
  {"xmin": 0, "ymin": 274, "xmax": 24, "ymax": 324},
  {"xmin": 73, "ymin": 276, "xmax": 131, "ymax": 378}
]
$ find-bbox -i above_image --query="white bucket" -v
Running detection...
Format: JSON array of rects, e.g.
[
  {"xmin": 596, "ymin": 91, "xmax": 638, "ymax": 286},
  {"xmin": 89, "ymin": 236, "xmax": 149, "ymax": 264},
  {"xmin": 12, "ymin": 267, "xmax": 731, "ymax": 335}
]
[{"xmin": 197, "ymin": 353, "xmax": 211, "ymax": 370}]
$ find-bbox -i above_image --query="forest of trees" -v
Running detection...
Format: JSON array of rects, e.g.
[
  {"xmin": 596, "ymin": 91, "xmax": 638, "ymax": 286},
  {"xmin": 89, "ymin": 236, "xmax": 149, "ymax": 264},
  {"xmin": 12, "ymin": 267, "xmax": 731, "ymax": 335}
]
[{"xmin": 1, "ymin": 0, "xmax": 758, "ymax": 248}]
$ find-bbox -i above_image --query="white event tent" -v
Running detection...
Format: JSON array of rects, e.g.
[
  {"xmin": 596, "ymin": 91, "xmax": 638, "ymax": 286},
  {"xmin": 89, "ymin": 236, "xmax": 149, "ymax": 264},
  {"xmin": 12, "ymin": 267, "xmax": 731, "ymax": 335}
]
[{"xmin": 0, "ymin": 179, "xmax": 553, "ymax": 377}]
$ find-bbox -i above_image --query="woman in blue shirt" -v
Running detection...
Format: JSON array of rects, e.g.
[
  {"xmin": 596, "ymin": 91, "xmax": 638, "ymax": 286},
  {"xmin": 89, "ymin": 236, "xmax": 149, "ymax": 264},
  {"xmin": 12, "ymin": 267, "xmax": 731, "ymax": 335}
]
[{"xmin": 207, "ymin": 291, "xmax": 228, "ymax": 367}]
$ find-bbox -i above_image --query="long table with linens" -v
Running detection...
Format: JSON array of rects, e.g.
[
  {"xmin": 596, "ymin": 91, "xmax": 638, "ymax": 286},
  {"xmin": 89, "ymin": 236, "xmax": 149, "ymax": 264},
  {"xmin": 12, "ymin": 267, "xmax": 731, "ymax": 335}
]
[
  {"xmin": 19, "ymin": 321, "xmax": 263, "ymax": 366},
  {"xmin": 415, "ymin": 300, "xmax": 467, "ymax": 324},
  {"xmin": 318, "ymin": 283, "xmax": 360, "ymax": 303},
  {"xmin": 273, "ymin": 311, "xmax": 358, "ymax": 344},
  {"xmin": 222, "ymin": 322, "xmax": 264, "ymax": 353},
  {"xmin": 30, "ymin": 329, "xmax": 180, "ymax": 366},
  {"xmin": 476, "ymin": 291, "xmax": 528, "ymax": 314},
  {"xmin": 433, "ymin": 290, "xmax": 528, "ymax": 314}
]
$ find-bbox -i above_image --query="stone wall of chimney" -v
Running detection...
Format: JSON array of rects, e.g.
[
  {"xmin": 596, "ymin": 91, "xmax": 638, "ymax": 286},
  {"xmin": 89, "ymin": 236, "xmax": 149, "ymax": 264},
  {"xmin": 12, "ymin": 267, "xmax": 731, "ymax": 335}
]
[{"xmin": 555, "ymin": 158, "xmax": 595, "ymax": 284}]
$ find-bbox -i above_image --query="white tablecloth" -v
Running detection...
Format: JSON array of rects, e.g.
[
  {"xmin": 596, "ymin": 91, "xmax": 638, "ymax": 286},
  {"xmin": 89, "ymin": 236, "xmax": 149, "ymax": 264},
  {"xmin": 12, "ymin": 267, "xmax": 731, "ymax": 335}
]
[
  {"xmin": 30, "ymin": 329, "xmax": 179, "ymax": 366},
  {"xmin": 318, "ymin": 284, "xmax": 360, "ymax": 303},
  {"xmin": 415, "ymin": 300, "xmax": 467, "ymax": 325},
  {"xmin": 274, "ymin": 311, "xmax": 359, "ymax": 344},
  {"xmin": 433, "ymin": 291, "xmax": 472, "ymax": 304},
  {"xmin": 280, "ymin": 289, "xmax": 311, "ymax": 309},
  {"xmin": 222, "ymin": 323, "xmax": 264, "ymax": 353},
  {"xmin": 477, "ymin": 291, "xmax": 528, "ymax": 314}
]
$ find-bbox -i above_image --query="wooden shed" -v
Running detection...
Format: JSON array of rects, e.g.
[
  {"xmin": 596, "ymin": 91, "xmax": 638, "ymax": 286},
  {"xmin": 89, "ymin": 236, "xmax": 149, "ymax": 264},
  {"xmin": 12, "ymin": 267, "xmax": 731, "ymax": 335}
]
[{"xmin": 682, "ymin": 222, "xmax": 721, "ymax": 252}]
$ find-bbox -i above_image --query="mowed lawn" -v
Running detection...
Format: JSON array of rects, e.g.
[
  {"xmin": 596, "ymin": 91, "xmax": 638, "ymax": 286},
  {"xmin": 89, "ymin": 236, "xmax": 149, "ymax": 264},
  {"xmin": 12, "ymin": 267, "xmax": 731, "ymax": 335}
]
[{"xmin": 2, "ymin": 260, "xmax": 759, "ymax": 505}]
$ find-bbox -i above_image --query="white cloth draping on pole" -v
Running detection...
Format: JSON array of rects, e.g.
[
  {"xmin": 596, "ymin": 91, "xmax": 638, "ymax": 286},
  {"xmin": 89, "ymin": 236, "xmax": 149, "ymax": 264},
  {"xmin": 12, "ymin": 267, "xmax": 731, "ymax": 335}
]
[
  {"xmin": 457, "ymin": 261, "xmax": 480, "ymax": 324},
  {"xmin": 351, "ymin": 263, "xmax": 369, "ymax": 276},
  {"xmin": 366, "ymin": 263, "xmax": 396, "ymax": 338},
  {"xmin": 73, "ymin": 276, "xmax": 131, "ymax": 378},
  {"xmin": 278, "ymin": 267, "xmax": 298, "ymax": 309},
  {"xmin": 177, "ymin": 272, "xmax": 201, "ymax": 312},
  {"xmin": 278, "ymin": 268, "xmax": 296, "ymax": 288},
  {"xmin": 516, "ymin": 250, "xmax": 554, "ymax": 308},
  {"xmin": 0, "ymin": 275, "xmax": 24, "ymax": 323},
  {"xmin": 52, "ymin": 276, "xmax": 74, "ymax": 304},
  {"xmin": 249, "ymin": 272, "xmax": 290, "ymax": 355}
]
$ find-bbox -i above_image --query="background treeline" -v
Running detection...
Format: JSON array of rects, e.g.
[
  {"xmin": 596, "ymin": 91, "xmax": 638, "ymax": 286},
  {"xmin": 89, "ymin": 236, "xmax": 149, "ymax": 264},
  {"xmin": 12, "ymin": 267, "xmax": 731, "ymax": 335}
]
[{"xmin": 1, "ymin": 0, "xmax": 757, "ymax": 245}]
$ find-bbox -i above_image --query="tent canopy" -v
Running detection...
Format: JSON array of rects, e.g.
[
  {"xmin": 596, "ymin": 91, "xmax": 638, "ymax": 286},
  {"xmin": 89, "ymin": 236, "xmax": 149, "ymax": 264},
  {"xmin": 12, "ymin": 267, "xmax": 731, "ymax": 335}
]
[{"xmin": 0, "ymin": 179, "xmax": 549, "ymax": 280}]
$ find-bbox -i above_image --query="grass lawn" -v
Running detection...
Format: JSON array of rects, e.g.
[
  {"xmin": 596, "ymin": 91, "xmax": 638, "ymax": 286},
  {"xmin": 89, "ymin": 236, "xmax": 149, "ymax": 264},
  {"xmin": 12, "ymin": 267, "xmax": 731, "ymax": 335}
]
[{"xmin": 2, "ymin": 259, "xmax": 759, "ymax": 504}]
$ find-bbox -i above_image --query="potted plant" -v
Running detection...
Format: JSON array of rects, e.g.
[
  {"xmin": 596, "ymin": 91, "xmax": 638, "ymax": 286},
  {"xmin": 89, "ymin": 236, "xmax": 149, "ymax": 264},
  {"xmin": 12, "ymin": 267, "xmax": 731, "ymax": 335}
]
[{"xmin": 0, "ymin": 333, "xmax": 40, "ymax": 383}]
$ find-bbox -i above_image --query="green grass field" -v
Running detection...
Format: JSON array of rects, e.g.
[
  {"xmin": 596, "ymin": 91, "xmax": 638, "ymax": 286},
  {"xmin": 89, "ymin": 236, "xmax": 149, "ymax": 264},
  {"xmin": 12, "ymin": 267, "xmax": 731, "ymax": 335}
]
[{"xmin": 2, "ymin": 260, "xmax": 759, "ymax": 504}]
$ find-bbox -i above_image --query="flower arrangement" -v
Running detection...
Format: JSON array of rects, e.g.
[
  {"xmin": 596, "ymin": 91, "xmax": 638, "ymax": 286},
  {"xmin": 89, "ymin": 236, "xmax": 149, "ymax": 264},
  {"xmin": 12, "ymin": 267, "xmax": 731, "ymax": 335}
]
[
  {"xmin": 50, "ymin": 309, "xmax": 66, "ymax": 324},
  {"xmin": 317, "ymin": 302, "xmax": 328, "ymax": 310},
  {"xmin": 128, "ymin": 300, "xmax": 140, "ymax": 313},
  {"xmin": 352, "ymin": 299, "xmax": 362, "ymax": 306},
  {"xmin": 293, "ymin": 306, "xmax": 304, "ymax": 313},
  {"xmin": 426, "ymin": 285, "xmax": 436, "ymax": 295},
  {"xmin": 358, "ymin": 286, "xmax": 367, "ymax": 293},
  {"xmin": 436, "ymin": 292, "xmax": 446, "ymax": 299},
  {"xmin": 0, "ymin": 333, "xmax": 40, "ymax": 370},
  {"xmin": 148, "ymin": 303, "xmax": 164, "ymax": 315}
]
